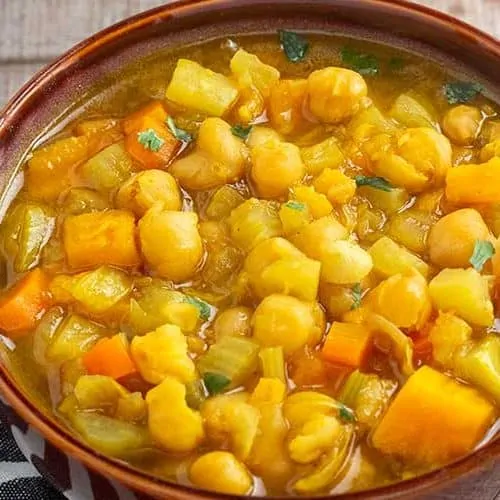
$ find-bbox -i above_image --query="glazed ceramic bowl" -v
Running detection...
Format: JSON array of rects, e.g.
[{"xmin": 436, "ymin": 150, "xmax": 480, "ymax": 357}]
[{"xmin": 0, "ymin": 1, "xmax": 499, "ymax": 498}]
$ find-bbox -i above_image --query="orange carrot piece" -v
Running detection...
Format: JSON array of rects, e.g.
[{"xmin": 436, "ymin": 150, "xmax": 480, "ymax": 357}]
[
  {"xmin": 83, "ymin": 333, "xmax": 137, "ymax": 380},
  {"xmin": 0, "ymin": 269, "xmax": 51, "ymax": 337},
  {"xmin": 122, "ymin": 101, "xmax": 169, "ymax": 135},
  {"xmin": 125, "ymin": 116, "xmax": 181, "ymax": 170},
  {"xmin": 321, "ymin": 321, "xmax": 372, "ymax": 368},
  {"xmin": 446, "ymin": 157, "xmax": 500, "ymax": 204}
]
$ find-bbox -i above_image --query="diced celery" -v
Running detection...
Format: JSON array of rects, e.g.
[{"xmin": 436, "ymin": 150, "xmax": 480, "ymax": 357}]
[
  {"xmin": 33, "ymin": 307, "xmax": 65, "ymax": 366},
  {"xmin": 259, "ymin": 347, "xmax": 286, "ymax": 383},
  {"xmin": 300, "ymin": 137, "xmax": 345, "ymax": 176},
  {"xmin": 455, "ymin": 336, "xmax": 500, "ymax": 404},
  {"xmin": 206, "ymin": 185, "xmax": 245, "ymax": 220},
  {"xmin": 386, "ymin": 209, "xmax": 433, "ymax": 254},
  {"xmin": 60, "ymin": 357, "xmax": 87, "ymax": 397},
  {"xmin": 347, "ymin": 105, "xmax": 397, "ymax": 139},
  {"xmin": 46, "ymin": 314, "xmax": 107, "ymax": 363},
  {"xmin": 197, "ymin": 336, "xmax": 260, "ymax": 387},
  {"xmin": 358, "ymin": 186, "xmax": 410, "ymax": 214},
  {"xmin": 80, "ymin": 142, "xmax": 133, "ymax": 192},
  {"xmin": 389, "ymin": 93, "xmax": 438, "ymax": 129},
  {"xmin": 69, "ymin": 412, "xmax": 150, "ymax": 456},
  {"xmin": 61, "ymin": 188, "xmax": 109, "ymax": 215},
  {"xmin": 185, "ymin": 379, "xmax": 208, "ymax": 410},
  {"xmin": 74, "ymin": 375, "xmax": 128, "ymax": 413},
  {"xmin": 115, "ymin": 392, "xmax": 147, "ymax": 422}
]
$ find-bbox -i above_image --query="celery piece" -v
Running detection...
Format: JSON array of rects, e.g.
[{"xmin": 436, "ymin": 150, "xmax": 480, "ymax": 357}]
[
  {"xmin": 206, "ymin": 185, "xmax": 245, "ymax": 220},
  {"xmin": 389, "ymin": 93, "xmax": 437, "ymax": 129},
  {"xmin": 62, "ymin": 188, "xmax": 109, "ymax": 215},
  {"xmin": 80, "ymin": 142, "xmax": 133, "ymax": 192},
  {"xmin": 185, "ymin": 379, "xmax": 208, "ymax": 410},
  {"xmin": 203, "ymin": 372, "xmax": 231, "ymax": 395},
  {"xmin": 69, "ymin": 412, "xmax": 150, "ymax": 456},
  {"xmin": 259, "ymin": 346, "xmax": 286, "ymax": 383},
  {"xmin": 33, "ymin": 306, "xmax": 65, "ymax": 366},
  {"xmin": 60, "ymin": 357, "xmax": 87, "ymax": 397},
  {"xmin": 338, "ymin": 370, "xmax": 372, "ymax": 409},
  {"xmin": 197, "ymin": 336, "xmax": 260, "ymax": 387},
  {"xmin": 456, "ymin": 335, "xmax": 500, "ymax": 404},
  {"xmin": 74, "ymin": 375, "xmax": 128, "ymax": 413},
  {"xmin": 46, "ymin": 314, "xmax": 107, "ymax": 364}
]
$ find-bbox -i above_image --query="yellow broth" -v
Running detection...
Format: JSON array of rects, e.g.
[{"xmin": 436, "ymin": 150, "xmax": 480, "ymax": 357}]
[{"xmin": 1, "ymin": 33, "xmax": 499, "ymax": 496}]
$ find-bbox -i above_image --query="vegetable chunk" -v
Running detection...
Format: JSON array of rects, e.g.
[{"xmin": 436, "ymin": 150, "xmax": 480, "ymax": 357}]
[
  {"xmin": 63, "ymin": 210, "xmax": 140, "ymax": 270},
  {"xmin": 372, "ymin": 366, "xmax": 495, "ymax": 466}
]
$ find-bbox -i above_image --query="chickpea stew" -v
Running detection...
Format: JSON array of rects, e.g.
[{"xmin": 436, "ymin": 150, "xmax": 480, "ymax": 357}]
[{"xmin": 1, "ymin": 33, "xmax": 500, "ymax": 496}]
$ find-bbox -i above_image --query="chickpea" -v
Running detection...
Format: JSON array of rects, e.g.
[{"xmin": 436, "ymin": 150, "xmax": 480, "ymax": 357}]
[
  {"xmin": 213, "ymin": 306, "xmax": 253, "ymax": 340},
  {"xmin": 189, "ymin": 451, "xmax": 253, "ymax": 495},
  {"xmin": 115, "ymin": 170, "xmax": 181, "ymax": 216},
  {"xmin": 250, "ymin": 141, "xmax": 305, "ymax": 199},
  {"xmin": 428, "ymin": 208, "xmax": 490, "ymax": 268},
  {"xmin": 306, "ymin": 67, "xmax": 368, "ymax": 124},
  {"xmin": 138, "ymin": 205, "xmax": 203, "ymax": 282},
  {"xmin": 252, "ymin": 294, "xmax": 318, "ymax": 354},
  {"xmin": 442, "ymin": 105, "xmax": 482, "ymax": 146}
]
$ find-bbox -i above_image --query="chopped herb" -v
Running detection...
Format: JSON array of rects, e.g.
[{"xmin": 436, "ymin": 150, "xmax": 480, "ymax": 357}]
[
  {"xmin": 278, "ymin": 30, "xmax": 309, "ymax": 62},
  {"xmin": 231, "ymin": 124, "xmax": 252, "ymax": 140},
  {"xmin": 444, "ymin": 81, "xmax": 483, "ymax": 105},
  {"xmin": 285, "ymin": 200, "xmax": 306, "ymax": 211},
  {"xmin": 166, "ymin": 116, "xmax": 193, "ymax": 143},
  {"xmin": 137, "ymin": 129, "xmax": 165, "ymax": 152},
  {"xmin": 351, "ymin": 283, "xmax": 362, "ymax": 310},
  {"xmin": 184, "ymin": 296, "xmax": 211, "ymax": 320},
  {"xmin": 341, "ymin": 47, "xmax": 379, "ymax": 76},
  {"xmin": 203, "ymin": 372, "xmax": 231, "ymax": 395},
  {"xmin": 355, "ymin": 175, "xmax": 393, "ymax": 192},
  {"xmin": 388, "ymin": 57, "xmax": 405, "ymax": 71},
  {"xmin": 339, "ymin": 404, "xmax": 355, "ymax": 423},
  {"xmin": 469, "ymin": 240, "xmax": 495, "ymax": 272}
]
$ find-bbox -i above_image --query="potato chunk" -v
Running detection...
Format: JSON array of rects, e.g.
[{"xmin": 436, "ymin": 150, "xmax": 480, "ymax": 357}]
[
  {"xmin": 429, "ymin": 268, "xmax": 494, "ymax": 327},
  {"xmin": 130, "ymin": 324, "xmax": 196, "ymax": 384},
  {"xmin": 428, "ymin": 208, "xmax": 490, "ymax": 268},
  {"xmin": 372, "ymin": 366, "xmax": 495, "ymax": 466},
  {"xmin": 306, "ymin": 67, "xmax": 368, "ymax": 124},
  {"xmin": 146, "ymin": 376, "xmax": 204, "ymax": 452},
  {"xmin": 138, "ymin": 206, "xmax": 203, "ymax": 283},
  {"xmin": 63, "ymin": 210, "xmax": 140, "ymax": 270},
  {"xmin": 165, "ymin": 59, "xmax": 238, "ymax": 116}
]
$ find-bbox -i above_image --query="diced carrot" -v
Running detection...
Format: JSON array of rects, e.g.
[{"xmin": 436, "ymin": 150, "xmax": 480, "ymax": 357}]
[
  {"xmin": 0, "ymin": 269, "xmax": 51, "ymax": 337},
  {"xmin": 321, "ymin": 322, "xmax": 372, "ymax": 368},
  {"xmin": 446, "ymin": 157, "xmax": 500, "ymax": 204},
  {"xmin": 63, "ymin": 210, "xmax": 141, "ymax": 270},
  {"xmin": 124, "ymin": 117, "xmax": 181, "ymax": 169},
  {"xmin": 82, "ymin": 333, "xmax": 137, "ymax": 380},
  {"xmin": 372, "ymin": 365, "xmax": 495, "ymax": 466},
  {"xmin": 122, "ymin": 102, "xmax": 168, "ymax": 135}
]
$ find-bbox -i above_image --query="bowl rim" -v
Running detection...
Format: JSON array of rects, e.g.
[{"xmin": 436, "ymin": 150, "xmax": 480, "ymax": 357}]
[{"xmin": 0, "ymin": 0, "xmax": 499, "ymax": 499}]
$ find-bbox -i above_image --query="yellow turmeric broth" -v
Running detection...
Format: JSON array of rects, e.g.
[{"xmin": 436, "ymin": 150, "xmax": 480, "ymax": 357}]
[{"xmin": 1, "ymin": 33, "xmax": 500, "ymax": 496}]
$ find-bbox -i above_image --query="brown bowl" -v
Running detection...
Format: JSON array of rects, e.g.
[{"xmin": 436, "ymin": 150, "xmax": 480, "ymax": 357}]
[{"xmin": 0, "ymin": 0, "xmax": 499, "ymax": 498}]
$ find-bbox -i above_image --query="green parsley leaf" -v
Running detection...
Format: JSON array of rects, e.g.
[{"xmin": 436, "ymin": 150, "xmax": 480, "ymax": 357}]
[
  {"xmin": 184, "ymin": 296, "xmax": 211, "ymax": 320},
  {"xmin": 137, "ymin": 129, "xmax": 165, "ymax": 152},
  {"xmin": 285, "ymin": 201, "xmax": 306, "ymax": 211},
  {"xmin": 203, "ymin": 372, "xmax": 231, "ymax": 395},
  {"xmin": 469, "ymin": 240, "xmax": 495, "ymax": 272},
  {"xmin": 341, "ymin": 47, "xmax": 379, "ymax": 76},
  {"xmin": 339, "ymin": 404, "xmax": 355, "ymax": 423},
  {"xmin": 355, "ymin": 175, "xmax": 393, "ymax": 192},
  {"xmin": 166, "ymin": 116, "xmax": 193, "ymax": 143},
  {"xmin": 279, "ymin": 30, "xmax": 309, "ymax": 62},
  {"xmin": 444, "ymin": 81, "xmax": 483, "ymax": 105},
  {"xmin": 388, "ymin": 57, "xmax": 405, "ymax": 71},
  {"xmin": 231, "ymin": 124, "xmax": 252, "ymax": 140},
  {"xmin": 351, "ymin": 283, "xmax": 362, "ymax": 310}
]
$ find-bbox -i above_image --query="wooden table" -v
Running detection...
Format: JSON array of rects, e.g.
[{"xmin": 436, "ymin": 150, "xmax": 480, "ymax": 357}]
[{"xmin": 0, "ymin": 0, "xmax": 498, "ymax": 498}]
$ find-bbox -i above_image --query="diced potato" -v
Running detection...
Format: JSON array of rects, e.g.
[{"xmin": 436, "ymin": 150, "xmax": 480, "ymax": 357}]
[
  {"xmin": 247, "ymin": 126, "xmax": 282, "ymax": 148},
  {"xmin": 80, "ymin": 142, "xmax": 133, "ymax": 191},
  {"xmin": 300, "ymin": 137, "xmax": 345, "ymax": 176},
  {"xmin": 146, "ymin": 376, "xmax": 204, "ymax": 452},
  {"xmin": 306, "ymin": 67, "xmax": 368, "ymax": 124},
  {"xmin": 190, "ymin": 451, "xmax": 253, "ymax": 495},
  {"xmin": 138, "ymin": 206, "xmax": 203, "ymax": 283},
  {"xmin": 368, "ymin": 237, "xmax": 429, "ymax": 278},
  {"xmin": 291, "ymin": 186, "xmax": 333, "ymax": 219},
  {"xmin": 386, "ymin": 209, "xmax": 433, "ymax": 254},
  {"xmin": 429, "ymin": 268, "xmax": 494, "ymax": 326},
  {"xmin": 61, "ymin": 188, "xmax": 109, "ymax": 215},
  {"xmin": 115, "ymin": 170, "xmax": 182, "ymax": 216},
  {"xmin": 313, "ymin": 169, "xmax": 356, "ymax": 204},
  {"xmin": 63, "ymin": 210, "xmax": 140, "ymax": 270},
  {"xmin": 130, "ymin": 324, "xmax": 196, "ymax": 384},
  {"xmin": 389, "ymin": 93, "xmax": 437, "ymax": 129},
  {"xmin": 213, "ymin": 306, "xmax": 252, "ymax": 340},
  {"xmin": 279, "ymin": 201, "xmax": 313, "ymax": 235},
  {"xmin": 268, "ymin": 79, "xmax": 308, "ymax": 136},
  {"xmin": 251, "ymin": 141, "xmax": 305, "ymax": 199},
  {"xmin": 252, "ymin": 294, "xmax": 322, "ymax": 354},
  {"xmin": 442, "ymin": 105, "xmax": 482, "ymax": 146},
  {"xmin": 372, "ymin": 366, "xmax": 495, "ymax": 466},
  {"xmin": 230, "ymin": 49, "xmax": 280, "ymax": 99},
  {"xmin": 73, "ymin": 374, "xmax": 128, "ymax": 413},
  {"xmin": 428, "ymin": 208, "xmax": 490, "ymax": 268},
  {"xmin": 228, "ymin": 198, "xmax": 282, "ymax": 252},
  {"xmin": 206, "ymin": 186, "xmax": 245, "ymax": 220},
  {"xmin": 166, "ymin": 59, "xmax": 239, "ymax": 116},
  {"xmin": 429, "ymin": 312, "xmax": 473, "ymax": 368}
]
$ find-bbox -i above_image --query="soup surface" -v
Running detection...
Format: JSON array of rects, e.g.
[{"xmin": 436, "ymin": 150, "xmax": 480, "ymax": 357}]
[{"xmin": 1, "ymin": 32, "xmax": 500, "ymax": 496}]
